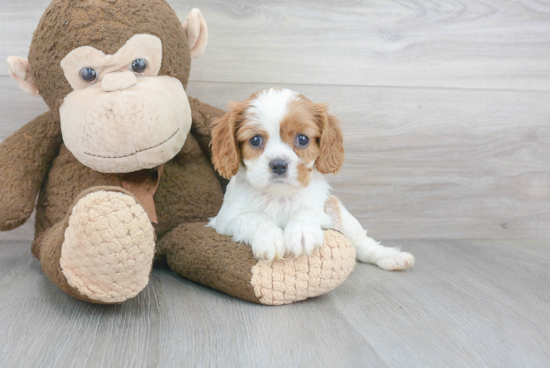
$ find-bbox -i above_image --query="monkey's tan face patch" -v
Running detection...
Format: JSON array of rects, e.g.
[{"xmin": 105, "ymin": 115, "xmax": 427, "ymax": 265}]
[
  {"xmin": 61, "ymin": 34, "xmax": 163, "ymax": 90},
  {"xmin": 59, "ymin": 34, "xmax": 192, "ymax": 174},
  {"xmin": 60, "ymin": 76, "xmax": 191, "ymax": 173}
]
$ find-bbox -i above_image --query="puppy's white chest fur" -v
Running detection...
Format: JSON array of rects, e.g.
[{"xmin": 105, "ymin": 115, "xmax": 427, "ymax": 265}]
[{"xmin": 213, "ymin": 171, "xmax": 332, "ymax": 231}]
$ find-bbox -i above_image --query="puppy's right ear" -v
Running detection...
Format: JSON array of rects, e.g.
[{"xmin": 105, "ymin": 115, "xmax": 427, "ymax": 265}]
[{"xmin": 211, "ymin": 102, "xmax": 247, "ymax": 179}]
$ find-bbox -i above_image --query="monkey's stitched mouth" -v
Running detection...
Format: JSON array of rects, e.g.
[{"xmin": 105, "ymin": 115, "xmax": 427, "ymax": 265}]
[{"xmin": 83, "ymin": 129, "xmax": 180, "ymax": 159}]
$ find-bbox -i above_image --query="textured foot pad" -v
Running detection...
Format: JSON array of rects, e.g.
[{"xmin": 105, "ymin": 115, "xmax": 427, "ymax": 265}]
[
  {"xmin": 250, "ymin": 230, "xmax": 356, "ymax": 305},
  {"xmin": 60, "ymin": 191, "xmax": 155, "ymax": 303}
]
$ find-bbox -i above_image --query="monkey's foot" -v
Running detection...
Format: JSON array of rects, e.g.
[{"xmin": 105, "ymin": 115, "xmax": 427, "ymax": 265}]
[
  {"xmin": 59, "ymin": 190, "xmax": 155, "ymax": 303},
  {"xmin": 250, "ymin": 230, "xmax": 356, "ymax": 305}
]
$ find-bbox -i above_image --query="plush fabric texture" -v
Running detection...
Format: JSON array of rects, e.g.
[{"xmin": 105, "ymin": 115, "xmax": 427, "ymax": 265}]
[
  {"xmin": 36, "ymin": 208, "xmax": 98, "ymax": 303},
  {"xmin": 159, "ymin": 226, "xmax": 356, "ymax": 305},
  {"xmin": 158, "ymin": 222, "xmax": 261, "ymax": 303},
  {"xmin": 29, "ymin": 0, "xmax": 191, "ymax": 111},
  {"xmin": 182, "ymin": 8, "xmax": 208, "ymax": 59},
  {"xmin": 121, "ymin": 166, "xmax": 163, "ymax": 224},
  {"xmin": 188, "ymin": 97, "xmax": 219, "ymax": 157},
  {"xmin": 34, "ymin": 186, "xmax": 141, "ymax": 304},
  {"xmin": 60, "ymin": 190, "xmax": 155, "ymax": 303},
  {"xmin": 0, "ymin": 111, "xmax": 61, "ymax": 231},
  {"xmin": 251, "ymin": 230, "xmax": 357, "ymax": 305}
]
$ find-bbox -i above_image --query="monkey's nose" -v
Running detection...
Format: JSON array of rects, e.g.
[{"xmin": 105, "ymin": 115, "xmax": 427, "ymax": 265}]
[{"xmin": 102, "ymin": 71, "xmax": 138, "ymax": 92}]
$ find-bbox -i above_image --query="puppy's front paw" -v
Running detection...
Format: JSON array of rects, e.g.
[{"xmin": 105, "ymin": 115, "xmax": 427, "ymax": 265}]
[
  {"xmin": 283, "ymin": 222, "xmax": 325, "ymax": 258},
  {"xmin": 376, "ymin": 250, "xmax": 415, "ymax": 271},
  {"xmin": 251, "ymin": 226, "xmax": 285, "ymax": 262}
]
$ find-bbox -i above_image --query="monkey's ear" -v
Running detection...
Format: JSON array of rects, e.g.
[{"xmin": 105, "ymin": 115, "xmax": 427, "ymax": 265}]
[
  {"xmin": 182, "ymin": 9, "xmax": 208, "ymax": 60},
  {"xmin": 6, "ymin": 56, "xmax": 40, "ymax": 97}
]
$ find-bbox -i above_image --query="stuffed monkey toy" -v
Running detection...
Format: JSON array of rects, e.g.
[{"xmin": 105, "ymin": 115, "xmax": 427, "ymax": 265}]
[{"xmin": 1, "ymin": 0, "xmax": 356, "ymax": 306}]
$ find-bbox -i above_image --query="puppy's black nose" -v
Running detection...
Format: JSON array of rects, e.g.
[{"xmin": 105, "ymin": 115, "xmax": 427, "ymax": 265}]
[{"xmin": 270, "ymin": 159, "xmax": 288, "ymax": 175}]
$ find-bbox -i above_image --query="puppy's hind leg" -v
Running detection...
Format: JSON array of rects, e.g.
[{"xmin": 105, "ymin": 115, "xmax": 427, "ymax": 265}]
[{"xmin": 325, "ymin": 196, "xmax": 414, "ymax": 271}]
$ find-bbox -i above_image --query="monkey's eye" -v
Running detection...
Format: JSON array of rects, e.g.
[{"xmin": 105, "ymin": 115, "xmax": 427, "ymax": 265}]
[
  {"xmin": 249, "ymin": 135, "xmax": 263, "ymax": 148},
  {"xmin": 296, "ymin": 134, "xmax": 310, "ymax": 147},
  {"xmin": 131, "ymin": 59, "xmax": 148, "ymax": 74},
  {"xmin": 79, "ymin": 67, "xmax": 98, "ymax": 83}
]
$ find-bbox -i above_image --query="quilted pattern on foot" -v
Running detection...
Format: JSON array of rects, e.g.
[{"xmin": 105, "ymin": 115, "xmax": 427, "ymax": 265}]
[
  {"xmin": 250, "ymin": 230, "xmax": 356, "ymax": 305},
  {"xmin": 60, "ymin": 191, "xmax": 155, "ymax": 303}
]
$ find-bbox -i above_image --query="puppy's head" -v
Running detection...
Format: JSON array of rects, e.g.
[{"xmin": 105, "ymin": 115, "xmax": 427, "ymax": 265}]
[{"xmin": 211, "ymin": 88, "xmax": 344, "ymax": 192}]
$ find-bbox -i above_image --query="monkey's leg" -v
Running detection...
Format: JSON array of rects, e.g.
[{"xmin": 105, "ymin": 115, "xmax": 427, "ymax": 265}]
[
  {"xmin": 33, "ymin": 187, "xmax": 156, "ymax": 304},
  {"xmin": 158, "ymin": 223, "xmax": 357, "ymax": 305}
]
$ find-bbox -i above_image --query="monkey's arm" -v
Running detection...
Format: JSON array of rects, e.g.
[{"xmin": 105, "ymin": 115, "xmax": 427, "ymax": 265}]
[
  {"xmin": 188, "ymin": 96, "xmax": 225, "ymax": 157},
  {"xmin": 0, "ymin": 111, "xmax": 62, "ymax": 231}
]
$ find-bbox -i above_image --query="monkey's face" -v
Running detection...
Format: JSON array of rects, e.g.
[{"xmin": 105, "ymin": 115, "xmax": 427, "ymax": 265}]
[
  {"xmin": 8, "ymin": 2, "xmax": 209, "ymax": 174},
  {"xmin": 59, "ymin": 34, "xmax": 190, "ymax": 173}
]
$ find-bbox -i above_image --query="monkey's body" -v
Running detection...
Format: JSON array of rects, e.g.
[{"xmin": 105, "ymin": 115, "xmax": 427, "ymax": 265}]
[
  {"xmin": 33, "ymin": 99, "xmax": 224, "ymax": 245},
  {"xmin": 0, "ymin": 0, "xmax": 356, "ymax": 305}
]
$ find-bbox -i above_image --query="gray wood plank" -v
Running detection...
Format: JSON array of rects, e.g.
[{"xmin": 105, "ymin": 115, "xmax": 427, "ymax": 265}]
[
  {"xmin": 2, "ymin": 78, "xmax": 549, "ymax": 241},
  {"xmin": 0, "ymin": 240, "xmax": 549, "ymax": 367},
  {"xmin": 333, "ymin": 239, "xmax": 550, "ymax": 367},
  {"xmin": 1, "ymin": 0, "xmax": 550, "ymax": 91},
  {"xmin": 0, "ymin": 246, "xmax": 161, "ymax": 368},
  {"xmin": 156, "ymin": 271, "xmax": 385, "ymax": 368}
]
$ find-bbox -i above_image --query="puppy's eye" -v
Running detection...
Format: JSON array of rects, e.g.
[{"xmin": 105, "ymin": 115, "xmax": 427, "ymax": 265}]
[
  {"xmin": 131, "ymin": 59, "xmax": 148, "ymax": 74},
  {"xmin": 296, "ymin": 134, "xmax": 310, "ymax": 147},
  {"xmin": 249, "ymin": 135, "xmax": 263, "ymax": 148},
  {"xmin": 79, "ymin": 67, "xmax": 98, "ymax": 83}
]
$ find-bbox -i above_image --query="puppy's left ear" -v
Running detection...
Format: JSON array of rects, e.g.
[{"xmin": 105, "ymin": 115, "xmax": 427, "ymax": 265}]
[
  {"xmin": 182, "ymin": 9, "xmax": 208, "ymax": 59},
  {"xmin": 314, "ymin": 103, "xmax": 345, "ymax": 174},
  {"xmin": 211, "ymin": 101, "xmax": 248, "ymax": 179}
]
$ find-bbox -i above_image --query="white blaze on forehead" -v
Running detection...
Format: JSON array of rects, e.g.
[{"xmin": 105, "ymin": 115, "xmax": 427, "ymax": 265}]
[{"xmin": 246, "ymin": 88, "xmax": 299, "ymax": 139}]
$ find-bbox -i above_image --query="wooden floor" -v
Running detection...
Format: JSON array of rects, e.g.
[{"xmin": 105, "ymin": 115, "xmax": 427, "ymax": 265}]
[
  {"xmin": 1, "ymin": 240, "xmax": 549, "ymax": 367},
  {"xmin": 1, "ymin": 0, "xmax": 550, "ymax": 367}
]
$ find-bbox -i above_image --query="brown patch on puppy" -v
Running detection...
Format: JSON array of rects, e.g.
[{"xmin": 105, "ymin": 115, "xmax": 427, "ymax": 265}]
[
  {"xmin": 237, "ymin": 124, "xmax": 269, "ymax": 162},
  {"xmin": 280, "ymin": 98, "xmax": 321, "ymax": 158},
  {"xmin": 280, "ymin": 97, "xmax": 323, "ymax": 186},
  {"xmin": 280, "ymin": 95, "xmax": 344, "ymax": 176},
  {"xmin": 324, "ymin": 195, "xmax": 343, "ymax": 228},
  {"xmin": 297, "ymin": 163, "xmax": 313, "ymax": 187}
]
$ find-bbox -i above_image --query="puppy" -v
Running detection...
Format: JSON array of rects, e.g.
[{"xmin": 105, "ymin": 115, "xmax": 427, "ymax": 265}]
[{"xmin": 208, "ymin": 88, "xmax": 414, "ymax": 271}]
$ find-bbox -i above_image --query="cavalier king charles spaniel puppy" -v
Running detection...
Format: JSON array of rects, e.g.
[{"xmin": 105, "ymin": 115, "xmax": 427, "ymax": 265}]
[{"xmin": 208, "ymin": 88, "xmax": 414, "ymax": 271}]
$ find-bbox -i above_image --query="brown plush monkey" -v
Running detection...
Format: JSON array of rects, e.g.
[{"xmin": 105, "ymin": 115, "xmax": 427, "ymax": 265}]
[{"xmin": 1, "ymin": 0, "xmax": 356, "ymax": 305}]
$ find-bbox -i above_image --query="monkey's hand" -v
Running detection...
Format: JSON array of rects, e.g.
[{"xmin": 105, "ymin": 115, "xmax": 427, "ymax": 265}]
[
  {"xmin": 0, "ymin": 111, "xmax": 61, "ymax": 231},
  {"xmin": 188, "ymin": 96, "xmax": 225, "ymax": 157}
]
